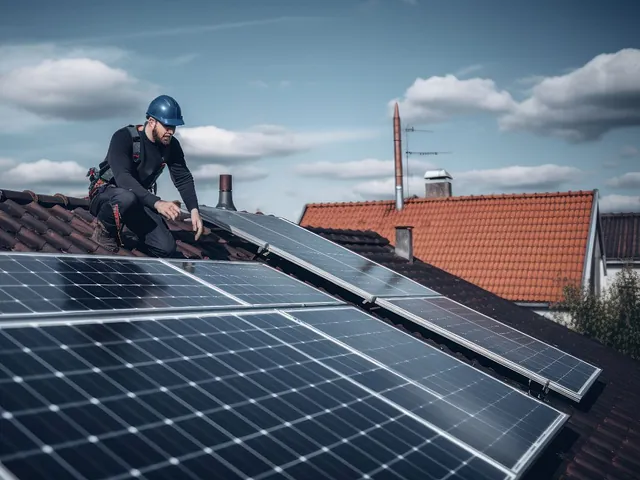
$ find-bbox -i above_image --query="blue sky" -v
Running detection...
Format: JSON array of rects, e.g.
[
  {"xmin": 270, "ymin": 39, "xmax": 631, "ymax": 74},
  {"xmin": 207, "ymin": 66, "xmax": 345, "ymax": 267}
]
[{"xmin": 1, "ymin": 0, "xmax": 639, "ymax": 221}]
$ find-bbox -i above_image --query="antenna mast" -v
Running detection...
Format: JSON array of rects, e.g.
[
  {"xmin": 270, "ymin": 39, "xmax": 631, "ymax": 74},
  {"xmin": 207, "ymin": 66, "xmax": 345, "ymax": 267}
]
[{"xmin": 403, "ymin": 126, "xmax": 452, "ymax": 197}]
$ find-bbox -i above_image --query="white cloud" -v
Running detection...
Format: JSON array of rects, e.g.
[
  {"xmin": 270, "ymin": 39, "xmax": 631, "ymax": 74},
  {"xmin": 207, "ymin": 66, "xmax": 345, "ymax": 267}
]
[
  {"xmin": 0, "ymin": 43, "xmax": 155, "ymax": 124},
  {"xmin": 0, "ymin": 157, "xmax": 16, "ymax": 168},
  {"xmin": 294, "ymin": 158, "xmax": 435, "ymax": 180},
  {"xmin": 351, "ymin": 164, "xmax": 583, "ymax": 200},
  {"xmin": 498, "ymin": 48, "xmax": 640, "ymax": 142},
  {"xmin": 454, "ymin": 164, "xmax": 583, "ymax": 191},
  {"xmin": 606, "ymin": 172, "xmax": 640, "ymax": 189},
  {"xmin": 0, "ymin": 43, "xmax": 128, "ymax": 73},
  {"xmin": 177, "ymin": 124, "xmax": 380, "ymax": 163},
  {"xmin": 0, "ymin": 58, "xmax": 152, "ymax": 121},
  {"xmin": 352, "ymin": 175, "xmax": 426, "ymax": 199},
  {"xmin": 192, "ymin": 164, "xmax": 269, "ymax": 185},
  {"xmin": 389, "ymin": 74, "xmax": 516, "ymax": 124},
  {"xmin": 3, "ymin": 159, "xmax": 88, "ymax": 189},
  {"xmin": 620, "ymin": 145, "xmax": 639, "ymax": 158},
  {"xmin": 600, "ymin": 194, "xmax": 640, "ymax": 212},
  {"xmin": 391, "ymin": 48, "xmax": 640, "ymax": 143}
]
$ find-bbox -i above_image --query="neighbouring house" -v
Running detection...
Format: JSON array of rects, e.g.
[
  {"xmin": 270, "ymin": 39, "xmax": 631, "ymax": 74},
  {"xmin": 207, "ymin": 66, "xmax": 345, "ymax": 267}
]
[
  {"xmin": 298, "ymin": 171, "xmax": 608, "ymax": 324},
  {"xmin": 601, "ymin": 212, "xmax": 640, "ymax": 289},
  {"xmin": 0, "ymin": 181, "xmax": 639, "ymax": 480}
]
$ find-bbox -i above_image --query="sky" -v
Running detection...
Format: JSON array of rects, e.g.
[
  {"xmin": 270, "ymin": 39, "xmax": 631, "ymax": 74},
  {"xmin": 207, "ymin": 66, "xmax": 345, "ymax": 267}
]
[{"xmin": 0, "ymin": 0, "xmax": 639, "ymax": 221}]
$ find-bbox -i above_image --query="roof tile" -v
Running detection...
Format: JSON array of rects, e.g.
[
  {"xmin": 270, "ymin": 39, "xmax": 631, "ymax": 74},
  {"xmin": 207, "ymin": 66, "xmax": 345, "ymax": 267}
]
[{"xmin": 301, "ymin": 191, "xmax": 596, "ymax": 303}]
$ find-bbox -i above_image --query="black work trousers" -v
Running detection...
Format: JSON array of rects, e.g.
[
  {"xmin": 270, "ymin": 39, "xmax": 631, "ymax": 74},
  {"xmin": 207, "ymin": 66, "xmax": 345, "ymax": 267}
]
[{"xmin": 89, "ymin": 186, "xmax": 181, "ymax": 258}]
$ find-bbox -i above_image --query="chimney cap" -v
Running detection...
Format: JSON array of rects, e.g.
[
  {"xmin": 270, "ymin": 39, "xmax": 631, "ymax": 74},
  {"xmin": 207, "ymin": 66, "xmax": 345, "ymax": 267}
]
[{"xmin": 424, "ymin": 169, "xmax": 452, "ymax": 181}]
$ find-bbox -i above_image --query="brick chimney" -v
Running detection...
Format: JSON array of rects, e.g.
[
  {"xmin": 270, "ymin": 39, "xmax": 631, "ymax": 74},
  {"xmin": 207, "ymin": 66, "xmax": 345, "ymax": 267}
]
[
  {"xmin": 395, "ymin": 226, "xmax": 413, "ymax": 263},
  {"xmin": 424, "ymin": 169, "xmax": 453, "ymax": 198}
]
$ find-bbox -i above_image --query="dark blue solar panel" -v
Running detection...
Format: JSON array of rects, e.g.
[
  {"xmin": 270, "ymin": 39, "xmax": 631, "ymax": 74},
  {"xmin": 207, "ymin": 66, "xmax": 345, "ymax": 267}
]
[
  {"xmin": 199, "ymin": 208, "xmax": 440, "ymax": 300},
  {"xmin": 279, "ymin": 306, "xmax": 568, "ymax": 477},
  {"xmin": 0, "ymin": 254, "xmax": 240, "ymax": 318},
  {"xmin": 169, "ymin": 260, "xmax": 343, "ymax": 307},
  {"xmin": 378, "ymin": 296, "xmax": 602, "ymax": 401},
  {"xmin": 0, "ymin": 311, "xmax": 509, "ymax": 480}
]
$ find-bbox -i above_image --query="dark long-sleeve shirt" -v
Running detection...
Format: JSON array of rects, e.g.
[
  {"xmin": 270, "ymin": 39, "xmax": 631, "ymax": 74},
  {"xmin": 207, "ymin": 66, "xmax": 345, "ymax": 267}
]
[{"xmin": 105, "ymin": 126, "xmax": 199, "ymax": 212}]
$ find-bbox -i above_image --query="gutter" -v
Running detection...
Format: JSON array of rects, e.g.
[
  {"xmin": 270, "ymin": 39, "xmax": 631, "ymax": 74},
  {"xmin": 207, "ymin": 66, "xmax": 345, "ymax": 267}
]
[{"xmin": 516, "ymin": 302, "xmax": 551, "ymax": 309}]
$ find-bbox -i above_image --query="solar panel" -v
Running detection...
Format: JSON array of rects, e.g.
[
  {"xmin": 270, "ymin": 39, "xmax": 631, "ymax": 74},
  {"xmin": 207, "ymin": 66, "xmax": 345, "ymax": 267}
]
[
  {"xmin": 168, "ymin": 260, "xmax": 344, "ymax": 308},
  {"xmin": 0, "ymin": 253, "xmax": 241, "ymax": 319},
  {"xmin": 0, "ymin": 310, "xmax": 511, "ymax": 480},
  {"xmin": 281, "ymin": 306, "xmax": 568, "ymax": 477},
  {"xmin": 377, "ymin": 296, "xmax": 602, "ymax": 402},
  {"xmin": 200, "ymin": 208, "xmax": 440, "ymax": 301}
]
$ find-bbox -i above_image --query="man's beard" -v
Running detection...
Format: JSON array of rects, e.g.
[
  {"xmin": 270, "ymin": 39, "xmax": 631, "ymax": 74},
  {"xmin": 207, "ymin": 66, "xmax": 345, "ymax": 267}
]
[{"xmin": 154, "ymin": 125, "xmax": 172, "ymax": 145}]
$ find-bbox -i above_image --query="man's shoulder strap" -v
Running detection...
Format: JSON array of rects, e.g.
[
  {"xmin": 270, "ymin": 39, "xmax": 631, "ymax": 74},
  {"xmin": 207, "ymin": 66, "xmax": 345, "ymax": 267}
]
[{"xmin": 125, "ymin": 124, "xmax": 144, "ymax": 162}]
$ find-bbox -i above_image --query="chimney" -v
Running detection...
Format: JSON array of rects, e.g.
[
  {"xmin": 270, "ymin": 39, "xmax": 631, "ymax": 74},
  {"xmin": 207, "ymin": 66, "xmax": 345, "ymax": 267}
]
[
  {"xmin": 393, "ymin": 102, "xmax": 404, "ymax": 211},
  {"xmin": 216, "ymin": 174, "xmax": 237, "ymax": 211},
  {"xmin": 395, "ymin": 226, "xmax": 413, "ymax": 263},
  {"xmin": 424, "ymin": 169, "xmax": 453, "ymax": 198}
]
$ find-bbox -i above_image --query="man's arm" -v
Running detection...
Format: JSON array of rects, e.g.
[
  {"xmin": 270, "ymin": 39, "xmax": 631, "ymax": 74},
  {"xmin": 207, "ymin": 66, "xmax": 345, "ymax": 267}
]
[
  {"xmin": 107, "ymin": 128, "xmax": 161, "ymax": 209},
  {"xmin": 167, "ymin": 139, "xmax": 199, "ymax": 212}
]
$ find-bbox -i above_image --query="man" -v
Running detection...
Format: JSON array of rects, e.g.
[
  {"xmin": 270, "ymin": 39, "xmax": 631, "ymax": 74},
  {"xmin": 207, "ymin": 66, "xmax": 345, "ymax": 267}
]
[{"xmin": 88, "ymin": 94, "xmax": 203, "ymax": 257}]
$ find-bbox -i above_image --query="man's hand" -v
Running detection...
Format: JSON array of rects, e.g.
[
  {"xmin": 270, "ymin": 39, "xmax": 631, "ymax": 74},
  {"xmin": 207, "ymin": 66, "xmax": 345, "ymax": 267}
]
[
  {"xmin": 154, "ymin": 200, "xmax": 181, "ymax": 221},
  {"xmin": 190, "ymin": 208, "xmax": 204, "ymax": 241}
]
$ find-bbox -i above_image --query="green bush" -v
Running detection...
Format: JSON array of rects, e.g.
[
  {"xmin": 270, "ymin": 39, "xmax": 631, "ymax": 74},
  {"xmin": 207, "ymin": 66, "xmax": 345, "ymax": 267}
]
[{"xmin": 556, "ymin": 265, "xmax": 640, "ymax": 360}]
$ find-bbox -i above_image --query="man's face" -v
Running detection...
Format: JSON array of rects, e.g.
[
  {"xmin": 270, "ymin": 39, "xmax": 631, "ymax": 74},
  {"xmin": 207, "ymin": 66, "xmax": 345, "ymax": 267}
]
[{"xmin": 151, "ymin": 118, "xmax": 176, "ymax": 145}]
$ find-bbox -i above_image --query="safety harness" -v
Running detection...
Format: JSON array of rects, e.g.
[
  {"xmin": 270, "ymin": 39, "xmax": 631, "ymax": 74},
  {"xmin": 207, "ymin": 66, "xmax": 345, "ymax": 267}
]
[{"xmin": 86, "ymin": 124, "xmax": 166, "ymax": 201}]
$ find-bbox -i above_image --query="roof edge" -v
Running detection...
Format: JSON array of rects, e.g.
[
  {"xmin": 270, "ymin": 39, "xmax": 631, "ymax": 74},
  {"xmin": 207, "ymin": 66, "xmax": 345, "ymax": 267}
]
[
  {"xmin": 0, "ymin": 188, "xmax": 89, "ymax": 209},
  {"xmin": 296, "ymin": 203, "xmax": 309, "ymax": 225},
  {"xmin": 581, "ymin": 189, "xmax": 600, "ymax": 289},
  {"xmin": 302, "ymin": 189, "xmax": 598, "ymax": 210}
]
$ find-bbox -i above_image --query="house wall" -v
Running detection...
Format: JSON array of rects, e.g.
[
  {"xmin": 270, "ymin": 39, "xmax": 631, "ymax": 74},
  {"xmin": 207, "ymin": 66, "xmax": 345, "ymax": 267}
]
[{"xmin": 603, "ymin": 262, "xmax": 640, "ymax": 290}]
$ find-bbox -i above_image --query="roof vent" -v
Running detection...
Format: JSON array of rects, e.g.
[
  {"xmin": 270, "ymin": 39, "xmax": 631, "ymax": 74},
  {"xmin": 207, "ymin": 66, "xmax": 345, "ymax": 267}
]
[
  {"xmin": 395, "ymin": 226, "xmax": 413, "ymax": 263},
  {"xmin": 424, "ymin": 169, "xmax": 453, "ymax": 198},
  {"xmin": 216, "ymin": 174, "xmax": 237, "ymax": 211}
]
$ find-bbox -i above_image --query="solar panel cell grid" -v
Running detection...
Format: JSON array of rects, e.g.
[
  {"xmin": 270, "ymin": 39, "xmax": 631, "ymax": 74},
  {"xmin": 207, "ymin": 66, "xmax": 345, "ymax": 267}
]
[
  {"xmin": 0, "ymin": 312, "xmax": 508, "ymax": 480},
  {"xmin": 169, "ymin": 260, "xmax": 342, "ymax": 307},
  {"xmin": 0, "ymin": 255, "xmax": 241, "ymax": 318},
  {"xmin": 280, "ymin": 307, "xmax": 567, "ymax": 475},
  {"xmin": 199, "ymin": 208, "xmax": 440, "ymax": 300},
  {"xmin": 380, "ymin": 296, "xmax": 601, "ymax": 400}
]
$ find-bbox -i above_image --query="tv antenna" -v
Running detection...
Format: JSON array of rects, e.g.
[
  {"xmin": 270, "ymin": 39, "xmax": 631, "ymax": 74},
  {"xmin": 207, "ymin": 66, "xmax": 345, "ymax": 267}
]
[{"xmin": 404, "ymin": 126, "xmax": 451, "ymax": 197}]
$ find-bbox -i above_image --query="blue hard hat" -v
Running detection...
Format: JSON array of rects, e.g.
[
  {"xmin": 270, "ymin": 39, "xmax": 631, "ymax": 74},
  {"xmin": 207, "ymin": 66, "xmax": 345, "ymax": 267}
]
[{"xmin": 146, "ymin": 95, "xmax": 185, "ymax": 126}]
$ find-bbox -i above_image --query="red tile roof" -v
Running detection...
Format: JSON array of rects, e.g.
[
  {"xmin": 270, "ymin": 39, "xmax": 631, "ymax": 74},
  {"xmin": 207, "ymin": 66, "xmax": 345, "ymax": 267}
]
[
  {"xmin": 0, "ymin": 189, "xmax": 255, "ymax": 261},
  {"xmin": 300, "ymin": 191, "xmax": 598, "ymax": 304}
]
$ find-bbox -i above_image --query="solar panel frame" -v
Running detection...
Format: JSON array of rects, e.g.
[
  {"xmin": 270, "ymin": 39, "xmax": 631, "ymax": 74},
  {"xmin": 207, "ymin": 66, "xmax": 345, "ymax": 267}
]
[
  {"xmin": 278, "ymin": 305, "xmax": 569, "ymax": 478},
  {"xmin": 0, "ymin": 253, "xmax": 346, "ymax": 323},
  {"xmin": 199, "ymin": 207, "xmax": 441, "ymax": 302},
  {"xmin": 376, "ymin": 296, "xmax": 602, "ymax": 402},
  {"xmin": 197, "ymin": 208, "xmax": 600, "ymax": 403},
  {"xmin": 0, "ymin": 252, "xmax": 247, "ymax": 320},
  {"xmin": 0, "ymin": 307, "xmax": 515, "ymax": 480},
  {"xmin": 165, "ymin": 259, "xmax": 345, "ymax": 308}
]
